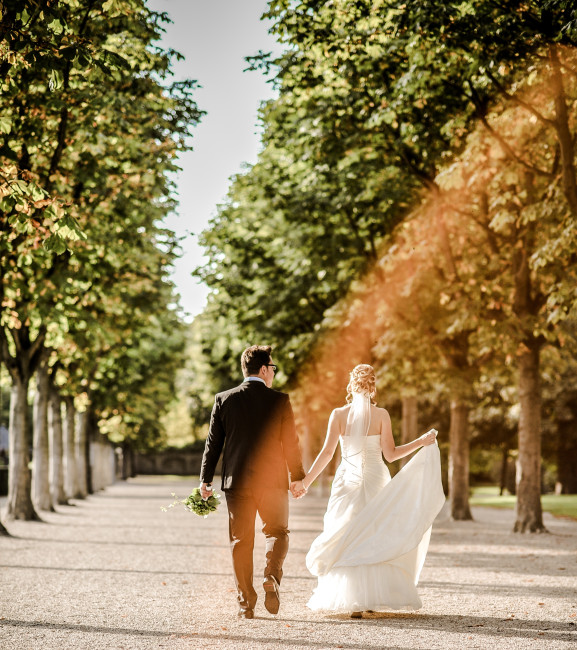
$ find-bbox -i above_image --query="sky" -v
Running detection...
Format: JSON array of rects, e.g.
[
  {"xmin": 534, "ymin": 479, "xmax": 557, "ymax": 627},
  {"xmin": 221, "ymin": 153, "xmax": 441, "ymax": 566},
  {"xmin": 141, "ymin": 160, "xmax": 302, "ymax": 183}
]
[{"xmin": 146, "ymin": 0, "xmax": 283, "ymax": 320}]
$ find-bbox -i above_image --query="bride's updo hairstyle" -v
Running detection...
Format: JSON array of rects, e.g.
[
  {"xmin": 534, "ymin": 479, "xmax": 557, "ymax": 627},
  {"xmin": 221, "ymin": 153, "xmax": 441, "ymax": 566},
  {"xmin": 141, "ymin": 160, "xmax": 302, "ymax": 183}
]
[{"xmin": 346, "ymin": 364, "xmax": 376, "ymax": 403}]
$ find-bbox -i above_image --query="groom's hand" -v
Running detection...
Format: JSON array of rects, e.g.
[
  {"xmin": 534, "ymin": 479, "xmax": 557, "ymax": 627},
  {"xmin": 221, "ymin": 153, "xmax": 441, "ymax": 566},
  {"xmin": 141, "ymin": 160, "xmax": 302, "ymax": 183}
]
[
  {"xmin": 290, "ymin": 480, "xmax": 306, "ymax": 499},
  {"xmin": 200, "ymin": 482, "xmax": 213, "ymax": 500}
]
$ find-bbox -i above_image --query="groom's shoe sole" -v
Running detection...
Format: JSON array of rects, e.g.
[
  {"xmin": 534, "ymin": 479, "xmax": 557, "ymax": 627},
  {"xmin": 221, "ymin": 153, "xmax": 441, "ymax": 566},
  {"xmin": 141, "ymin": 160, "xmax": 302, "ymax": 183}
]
[{"xmin": 263, "ymin": 575, "xmax": 280, "ymax": 615}]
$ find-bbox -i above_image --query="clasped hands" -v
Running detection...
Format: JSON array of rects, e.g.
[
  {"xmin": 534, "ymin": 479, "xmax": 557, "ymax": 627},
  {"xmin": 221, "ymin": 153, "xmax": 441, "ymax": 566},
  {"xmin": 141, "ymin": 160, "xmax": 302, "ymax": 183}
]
[
  {"xmin": 290, "ymin": 480, "xmax": 307, "ymax": 499},
  {"xmin": 202, "ymin": 480, "xmax": 307, "ymax": 499}
]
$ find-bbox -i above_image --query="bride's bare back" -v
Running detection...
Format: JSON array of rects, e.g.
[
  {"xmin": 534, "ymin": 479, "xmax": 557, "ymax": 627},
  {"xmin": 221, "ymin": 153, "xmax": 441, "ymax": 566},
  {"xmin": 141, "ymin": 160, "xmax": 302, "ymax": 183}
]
[
  {"xmin": 335, "ymin": 403, "xmax": 386, "ymax": 437},
  {"xmin": 331, "ymin": 403, "xmax": 435, "ymax": 464},
  {"xmin": 301, "ymin": 400, "xmax": 436, "ymax": 490}
]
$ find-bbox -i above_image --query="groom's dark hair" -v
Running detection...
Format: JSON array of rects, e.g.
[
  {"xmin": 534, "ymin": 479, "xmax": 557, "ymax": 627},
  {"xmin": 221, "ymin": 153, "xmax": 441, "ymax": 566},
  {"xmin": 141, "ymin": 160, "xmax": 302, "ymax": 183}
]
[{"xmin": 241, "ymin": 345, "xmax": 272, "ymax": 376}]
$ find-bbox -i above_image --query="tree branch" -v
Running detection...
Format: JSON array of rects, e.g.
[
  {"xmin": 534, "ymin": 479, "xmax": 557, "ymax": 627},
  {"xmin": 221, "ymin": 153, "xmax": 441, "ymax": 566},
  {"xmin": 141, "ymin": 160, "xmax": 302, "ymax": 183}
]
[
  {"xmin": 550, "ymin": 44, "xmax": 577, "ymax": 216},
  {"xmin": 29, "ymin": 328, "xmax": 47, "ymax": 374},
  {"xmin": 45, "ymin": 0, "xmax": 98, "ymax": 187},
  {"xmin": 0, "ymin": 327, "xmax": 12, "ymax": 365},
  {"xmin": 485, "ymin": 68, "xmax": 555, "ymax": 128},
  {"xmin": 478, "ymin": 114, "xmax": 553, "ymax": 178},
  {"xmin": 467, "ymin": 81, "xmax": 553, "ymax": 178},
  {"xmin": 434, "ymin": 204, "xmax": 460, "ymax": 282}
]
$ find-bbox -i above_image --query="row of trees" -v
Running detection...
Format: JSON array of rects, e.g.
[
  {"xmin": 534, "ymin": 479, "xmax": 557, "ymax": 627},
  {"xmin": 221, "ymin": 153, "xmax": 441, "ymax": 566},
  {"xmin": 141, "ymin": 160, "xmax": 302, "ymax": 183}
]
[
  {"xmin": 0, "ymin": 0, "xmax": 202, "ymax": 533},
  {"xmin": 191, "ymin": 1, "xmax": 577, "ymax": 532}
]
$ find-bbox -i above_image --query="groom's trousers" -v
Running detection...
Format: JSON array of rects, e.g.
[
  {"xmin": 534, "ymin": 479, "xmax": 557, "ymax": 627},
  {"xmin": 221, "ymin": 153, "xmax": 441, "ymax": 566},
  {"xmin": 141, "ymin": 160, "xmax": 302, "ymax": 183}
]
[{"xmin": 225, "ymin": 486, "xmax": 289, "ymax": 609}]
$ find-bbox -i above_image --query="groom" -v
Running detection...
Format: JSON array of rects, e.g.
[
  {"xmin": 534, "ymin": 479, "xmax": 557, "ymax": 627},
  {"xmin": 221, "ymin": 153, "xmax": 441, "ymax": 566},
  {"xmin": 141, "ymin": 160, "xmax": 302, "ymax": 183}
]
[{"xmin": 199, "ymin": 345, "xmax": 306, "ymax": 619}]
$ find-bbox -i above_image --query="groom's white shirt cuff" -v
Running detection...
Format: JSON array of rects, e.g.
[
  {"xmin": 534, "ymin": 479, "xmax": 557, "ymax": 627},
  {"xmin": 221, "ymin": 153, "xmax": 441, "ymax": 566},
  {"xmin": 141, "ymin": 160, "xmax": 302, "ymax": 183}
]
[{"xmin": 244, "ymin": 377, "xmax": 265, "ymax": 384}]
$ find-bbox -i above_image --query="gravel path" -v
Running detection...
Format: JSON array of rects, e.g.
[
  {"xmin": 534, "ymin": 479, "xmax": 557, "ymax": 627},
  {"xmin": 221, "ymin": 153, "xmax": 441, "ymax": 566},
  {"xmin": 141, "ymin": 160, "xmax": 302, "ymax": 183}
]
[{"xmin": 1, "ymin": 476, "xmax": 576, "ymax": 650}]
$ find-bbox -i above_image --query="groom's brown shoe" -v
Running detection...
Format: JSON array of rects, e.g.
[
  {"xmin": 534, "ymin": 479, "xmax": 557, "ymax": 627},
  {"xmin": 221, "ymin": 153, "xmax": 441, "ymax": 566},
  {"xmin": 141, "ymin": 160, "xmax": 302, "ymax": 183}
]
[
  {"xmin": 263, "ymin": 575, "xmax": 280, "ymax": 614},
  {"xmin": 237, "ymin": 607, "xmax": 254, "ymax": 619}
]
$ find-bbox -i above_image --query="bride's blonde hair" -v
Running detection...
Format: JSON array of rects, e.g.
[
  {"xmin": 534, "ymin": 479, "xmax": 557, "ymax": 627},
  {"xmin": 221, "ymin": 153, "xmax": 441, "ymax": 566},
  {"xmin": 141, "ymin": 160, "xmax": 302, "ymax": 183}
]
[{"xmin": 346, "ymin": 364, "xmax": 376, "ymax": 403}]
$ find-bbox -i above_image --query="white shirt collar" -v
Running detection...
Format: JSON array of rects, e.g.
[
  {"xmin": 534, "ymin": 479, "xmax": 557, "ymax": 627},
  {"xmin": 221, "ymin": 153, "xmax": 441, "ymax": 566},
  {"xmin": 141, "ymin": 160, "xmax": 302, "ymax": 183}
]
[{"xmin": 244, "ymin": 376, "xmax": 266, "ymax": 384}]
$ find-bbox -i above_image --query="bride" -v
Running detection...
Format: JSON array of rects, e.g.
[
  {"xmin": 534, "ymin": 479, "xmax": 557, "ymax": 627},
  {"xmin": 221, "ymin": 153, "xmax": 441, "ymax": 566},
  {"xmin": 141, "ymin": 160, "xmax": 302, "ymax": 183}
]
[{"xmin": 295, "ymin": 364, "xmax": 445, "ymax": 617}]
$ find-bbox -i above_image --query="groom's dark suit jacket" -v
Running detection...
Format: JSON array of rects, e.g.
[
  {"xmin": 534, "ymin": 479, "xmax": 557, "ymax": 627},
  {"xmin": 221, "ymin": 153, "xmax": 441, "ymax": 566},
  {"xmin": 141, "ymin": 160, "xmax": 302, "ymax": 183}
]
[{"xmin": 200, "ymin": 380, "xmax": 305, "ymax": 491}]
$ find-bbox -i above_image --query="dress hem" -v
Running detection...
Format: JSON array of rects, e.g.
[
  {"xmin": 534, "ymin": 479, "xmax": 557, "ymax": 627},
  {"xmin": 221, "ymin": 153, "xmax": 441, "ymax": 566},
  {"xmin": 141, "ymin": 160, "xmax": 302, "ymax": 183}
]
[{"xmin": 306, "ymin": 603, "xmax": 422, "ymax": 613}]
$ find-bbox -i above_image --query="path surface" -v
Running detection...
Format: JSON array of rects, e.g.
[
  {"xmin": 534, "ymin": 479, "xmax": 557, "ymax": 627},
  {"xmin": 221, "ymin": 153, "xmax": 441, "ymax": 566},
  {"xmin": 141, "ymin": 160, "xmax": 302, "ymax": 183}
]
[{"xmin": 1, "ymin": 476, "xmax": 576, "ymax": 650}]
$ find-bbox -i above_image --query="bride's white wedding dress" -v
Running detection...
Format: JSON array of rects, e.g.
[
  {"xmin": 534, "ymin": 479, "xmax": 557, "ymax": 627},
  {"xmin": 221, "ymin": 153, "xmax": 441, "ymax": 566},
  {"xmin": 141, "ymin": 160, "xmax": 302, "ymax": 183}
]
[{"xmin": 306, "ymin": 395, "xmax": 445, "ymax": 612}]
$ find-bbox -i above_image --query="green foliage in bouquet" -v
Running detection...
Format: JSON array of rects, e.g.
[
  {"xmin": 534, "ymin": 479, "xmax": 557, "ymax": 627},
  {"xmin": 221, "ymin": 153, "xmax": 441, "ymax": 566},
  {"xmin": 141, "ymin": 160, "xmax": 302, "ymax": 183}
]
[{"xmin": 161, "ymin": 488, "xmax": 221, "ymax": 518}]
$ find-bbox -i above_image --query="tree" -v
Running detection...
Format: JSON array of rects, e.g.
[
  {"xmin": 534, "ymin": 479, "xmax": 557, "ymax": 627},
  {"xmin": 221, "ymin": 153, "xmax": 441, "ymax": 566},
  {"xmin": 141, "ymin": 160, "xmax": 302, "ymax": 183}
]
[
  {"xmin": 192, "ymin": 1, "xmax": 577, "ymax": 534},
  {"xmin": 0, "ymin": 0, "xmax": 203, "ymax": 522},
  {"xmin": 262, "ymin": 0, "xmax": 577, "ymax": 531}
]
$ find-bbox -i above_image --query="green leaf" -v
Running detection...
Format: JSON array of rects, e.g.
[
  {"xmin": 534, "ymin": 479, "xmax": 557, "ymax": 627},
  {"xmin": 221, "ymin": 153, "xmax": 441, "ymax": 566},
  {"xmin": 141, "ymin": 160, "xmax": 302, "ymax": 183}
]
[
  {"xmin": 0, "ymin": 116, "xmax": 11, "ymax": 134},
  {"xmin": 28, "ymin": 182, "xmax": 46, "ymax": 202},
  {"xmin": 17, "ymin": 9, "xmax": 31, "ymax": 24},
  {"xmin": 102, "ymin": 0, "xmax": 123, "ymax": 17},
  {"xmin": 48, "ymin": 69, "xmax": 64, "ymax": 91},
  {"xmin": 54, "ymin": 215, "xmax": 87, "ymax": 241},
  {"xmin": 11, "ymin": 180, "xmax": 28, "ymax": 195},
  {"xmin": 43, "ymin": 234, "xmax": 68, "ymax": 255},
  {"xmin": 47, "ymin": 18, "xmax": 64, "ymax": 35}
]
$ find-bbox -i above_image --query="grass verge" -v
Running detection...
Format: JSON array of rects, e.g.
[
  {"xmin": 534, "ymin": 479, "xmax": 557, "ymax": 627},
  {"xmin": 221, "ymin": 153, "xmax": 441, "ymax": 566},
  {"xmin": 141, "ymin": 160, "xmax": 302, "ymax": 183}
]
[{"xmin": 470, "ymin": 486, "xmax": 577, "ymax": 520}]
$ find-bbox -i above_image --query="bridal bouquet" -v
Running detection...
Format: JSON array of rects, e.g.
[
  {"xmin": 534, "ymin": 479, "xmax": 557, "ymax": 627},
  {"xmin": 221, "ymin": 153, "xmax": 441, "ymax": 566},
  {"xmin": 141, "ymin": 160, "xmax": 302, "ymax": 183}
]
[{"xmin": 161, "ymin": 488, "xmax": 221, "ymax": 518}]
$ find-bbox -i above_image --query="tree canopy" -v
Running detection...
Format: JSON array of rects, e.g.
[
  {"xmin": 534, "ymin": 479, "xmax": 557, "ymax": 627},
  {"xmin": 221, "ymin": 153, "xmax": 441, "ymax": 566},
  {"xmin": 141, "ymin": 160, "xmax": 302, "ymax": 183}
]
[
  {"xmin": 0, "ymin": 0, "xmax": 203, "ymax": 522},
  {"xmin": 192, "ymin": 0, "xmax": 577, "ymax": 530}
]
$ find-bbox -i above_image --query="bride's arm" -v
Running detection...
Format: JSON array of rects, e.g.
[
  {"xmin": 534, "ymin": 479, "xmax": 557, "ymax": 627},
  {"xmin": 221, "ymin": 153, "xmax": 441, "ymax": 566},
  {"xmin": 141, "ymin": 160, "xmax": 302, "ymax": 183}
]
[
  {"xmin": 380, "ymin": 409, "xmax": 437, "ymax": 462},
  {"xmin": 301, "ymin": 410, "xmax": 341, "ymax": 491}
]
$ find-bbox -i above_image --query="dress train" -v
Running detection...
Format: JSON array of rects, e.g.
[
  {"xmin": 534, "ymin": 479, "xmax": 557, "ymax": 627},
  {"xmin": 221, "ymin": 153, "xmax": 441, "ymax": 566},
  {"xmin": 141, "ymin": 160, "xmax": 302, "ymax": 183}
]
[{"xmin": 306, "ymin": 436, "xmax": 445, "ymax": 612}]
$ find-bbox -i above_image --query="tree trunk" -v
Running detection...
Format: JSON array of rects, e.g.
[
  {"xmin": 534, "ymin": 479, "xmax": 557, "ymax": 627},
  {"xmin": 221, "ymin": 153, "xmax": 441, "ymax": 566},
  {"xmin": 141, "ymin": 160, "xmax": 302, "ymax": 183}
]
[
  {"xmin": 555, "ymin": 417, "xmax": 577, "ymax": 494},
  {"xmin": 85, "ymin": 408, "xmax": 95, "ymax": 495},
  {"xmin": 400, "ymin": 395, "xmax": 418, "ymax": 467},
  {"xmin": 448, "ymin": 398, "xmax": 472, "ymax": 520},
  {"xmin": 297, "ymin": 403, "xmax": 314, "ymax": 474},
  {"xmin": 92, "ymin": 437, "xmax": 115, "ymax": 491},
  {"xmin": 62, "ymin": 396, "xmax": 79, "ymax": 500},
  {"xmin": 550, "ymin": 45, "xmax": 577, "ymax": 217},
  {"xmin": 121, "ymin": 441, "xmax": 133, "ymax": 480},
  {"xmin": 6, "ymin": 376, "xmax": 40, "ymax": 520},
  {"xmin": 499, "ymin": 446, "xmax": 509, "ymax": 496},
  {"xmin": 0, "ymin": 325, "xmax": 46, "ymax": 523},
  {"xmin": 32, "ymin": 360, "xmax": 54, "ymax": 511},
  {"xmin": 514, "ymin": 345, "xmax": 545, "ymax": 532},
  {"xmin": 90, "ymin": 439, "xmax": 101, "ymax": 492},
  {"xmin": 48, "ymin": 386, "xmax": 67, "ymax": 505},
  {"xmin": 75, "ymin": 409, "xmax": 88, "ymax": 499}
]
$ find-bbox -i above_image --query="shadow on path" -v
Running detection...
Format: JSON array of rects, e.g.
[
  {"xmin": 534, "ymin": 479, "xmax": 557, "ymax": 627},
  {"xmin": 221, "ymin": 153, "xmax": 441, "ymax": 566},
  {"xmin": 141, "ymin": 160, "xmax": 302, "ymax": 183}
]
[
  {"xmin": 287, "ymin": 613, "xmax": 576, "ymax": 643},
  {"xmin": 0, "ymin": 564, "xmax": 231, "ymax": 577},
  {"xmin": 1, "ymin": 612, "xmax": 575, "ymax": 647},
  {"xmin": 9, "ymin": 536, "xmax": 228, "ymax": 548}
]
